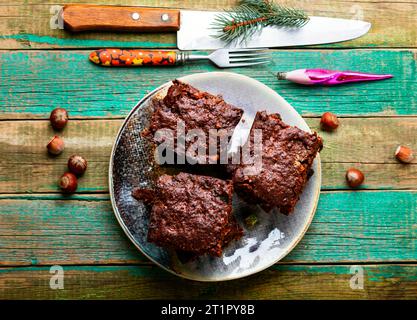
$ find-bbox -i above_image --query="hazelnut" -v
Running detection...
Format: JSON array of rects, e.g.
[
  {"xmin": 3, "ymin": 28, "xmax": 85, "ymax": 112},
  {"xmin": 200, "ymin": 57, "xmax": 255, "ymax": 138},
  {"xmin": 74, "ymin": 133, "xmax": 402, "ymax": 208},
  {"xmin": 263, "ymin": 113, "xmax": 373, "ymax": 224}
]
[
  {"xmin": 395, "ymin": 145, "xmax": 414, "ymax": 164},
  {"xmin": 50, "ymin": 108, "xmax": 68, "ymax": 130},
  {"xmin": 320, "ymin": 112, "xmax": 339, "ymax": 131},
  {"xmin": 47, "ymin": 136, "xmax": 65, "ymax": 155},
  {"xmin": 59, "ymin": 172, "xmax": 78, "ymax": 193},
  {"xmin": 345, "ymin": 168, "xmax": 365, "ymax": 188},
  {"xmin": 68, "ymin": 155, "xmax": 88, "ymax": 176}
]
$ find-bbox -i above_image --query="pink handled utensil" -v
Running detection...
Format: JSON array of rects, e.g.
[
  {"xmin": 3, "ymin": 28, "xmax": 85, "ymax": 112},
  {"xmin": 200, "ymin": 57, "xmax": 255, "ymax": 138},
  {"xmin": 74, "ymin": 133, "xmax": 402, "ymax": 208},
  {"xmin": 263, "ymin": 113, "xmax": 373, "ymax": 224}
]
[{"xmin": 277, "ymin": 69, "xmax": 392, "ymax": 86}]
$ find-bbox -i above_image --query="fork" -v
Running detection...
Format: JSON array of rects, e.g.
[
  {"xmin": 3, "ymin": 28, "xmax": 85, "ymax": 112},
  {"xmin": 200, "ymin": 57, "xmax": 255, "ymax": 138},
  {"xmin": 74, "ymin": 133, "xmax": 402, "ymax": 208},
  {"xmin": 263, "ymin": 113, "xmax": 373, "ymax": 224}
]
[{"xmin": 89, "ymin": 48, "xmax": 271, "ymax": 68}]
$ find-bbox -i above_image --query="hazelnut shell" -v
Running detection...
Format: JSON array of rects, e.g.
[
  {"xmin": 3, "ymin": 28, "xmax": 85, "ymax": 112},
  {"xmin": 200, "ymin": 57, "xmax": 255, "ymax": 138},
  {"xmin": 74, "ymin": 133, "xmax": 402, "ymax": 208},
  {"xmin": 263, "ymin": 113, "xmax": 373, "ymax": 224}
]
[
  {"xmin": 47, "ymin": 136, "xmax": 65, "ymax": 155},
  {"xmin": 395, "ymin": 145, "xmax": 414, "ymax": 164},
  {"xmin": 320, "ymin": 112, "xmax": 340, "ymax": 131},
  {"xmin": 345, "ymin": 168, "xmax": 365, "ymax": 188},
  {"xmin": 68, "ymin": 155, "xmax": 88, "ymax": 176},
  {"xmin": 59, "ymin": 172, "xmax": 78, "ymax": 193},
  {"xmin": 50, "ymin": 108, "xmax": 68, "ymax": 130}
]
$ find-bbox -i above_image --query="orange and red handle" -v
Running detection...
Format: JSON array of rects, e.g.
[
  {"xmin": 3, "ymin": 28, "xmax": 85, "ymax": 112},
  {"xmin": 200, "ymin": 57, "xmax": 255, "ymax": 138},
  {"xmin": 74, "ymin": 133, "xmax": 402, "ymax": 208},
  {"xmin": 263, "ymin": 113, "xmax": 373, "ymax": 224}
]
[{"xmin": 89, "ymin": 49, "xmax": 178, "ymax": 67}]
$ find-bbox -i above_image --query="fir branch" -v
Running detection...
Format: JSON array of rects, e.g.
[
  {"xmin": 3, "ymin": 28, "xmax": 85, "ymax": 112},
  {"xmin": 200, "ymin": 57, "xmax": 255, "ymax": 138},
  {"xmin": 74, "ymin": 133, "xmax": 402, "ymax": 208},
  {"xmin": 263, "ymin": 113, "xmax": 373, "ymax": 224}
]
[{"xmin": 211, "ymin": 0, "xmax": 309, "ymax": 44}]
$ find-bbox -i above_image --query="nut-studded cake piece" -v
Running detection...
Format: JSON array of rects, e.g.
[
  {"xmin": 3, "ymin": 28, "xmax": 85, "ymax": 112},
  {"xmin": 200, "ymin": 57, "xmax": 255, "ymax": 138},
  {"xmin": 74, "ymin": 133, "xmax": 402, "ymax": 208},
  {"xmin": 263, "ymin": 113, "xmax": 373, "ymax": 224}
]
[
  {"xmin": 143, "ymin": 80, "xmax": 243, "ymax": 164},
  {"xmin": 132, "ymin": 172, "xmax": 243, "ymax": 257},
  {"xmin": 231, "ymin": 111, "xmax": 323, "ymax": 215}
]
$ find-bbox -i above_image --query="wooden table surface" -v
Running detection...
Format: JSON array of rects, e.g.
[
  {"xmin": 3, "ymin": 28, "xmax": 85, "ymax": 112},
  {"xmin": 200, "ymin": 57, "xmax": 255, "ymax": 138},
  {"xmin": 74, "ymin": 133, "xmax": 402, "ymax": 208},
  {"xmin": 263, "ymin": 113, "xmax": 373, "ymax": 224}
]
[{"xmin": 1, "ymin": 0, "xmax": 416, "ymax": 299}]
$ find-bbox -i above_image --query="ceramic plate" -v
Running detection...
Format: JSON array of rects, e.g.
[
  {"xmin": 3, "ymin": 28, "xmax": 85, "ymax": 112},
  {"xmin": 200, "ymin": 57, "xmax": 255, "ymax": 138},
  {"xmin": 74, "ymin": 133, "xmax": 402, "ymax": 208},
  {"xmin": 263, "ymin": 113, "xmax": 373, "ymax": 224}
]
[{"xmin": 109, "ymin": 72, "xmax": 321, "ymax": 281}]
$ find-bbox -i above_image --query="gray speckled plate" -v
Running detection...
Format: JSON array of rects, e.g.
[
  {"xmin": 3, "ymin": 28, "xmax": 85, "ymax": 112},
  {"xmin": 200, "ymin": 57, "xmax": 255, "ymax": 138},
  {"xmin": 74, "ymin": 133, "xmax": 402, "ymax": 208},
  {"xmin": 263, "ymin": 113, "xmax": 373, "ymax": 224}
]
[{"xmin": 109, "ymin": 72, "xmax": 321, "ymax": 281}]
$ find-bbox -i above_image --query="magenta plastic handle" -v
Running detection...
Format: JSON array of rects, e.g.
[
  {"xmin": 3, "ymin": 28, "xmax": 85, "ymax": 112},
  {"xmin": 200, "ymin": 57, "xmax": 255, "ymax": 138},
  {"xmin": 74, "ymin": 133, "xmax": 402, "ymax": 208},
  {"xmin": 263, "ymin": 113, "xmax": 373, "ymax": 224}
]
[{"xmin": 278, "ymin": 69, "xmax": 393, "ymax": 86}]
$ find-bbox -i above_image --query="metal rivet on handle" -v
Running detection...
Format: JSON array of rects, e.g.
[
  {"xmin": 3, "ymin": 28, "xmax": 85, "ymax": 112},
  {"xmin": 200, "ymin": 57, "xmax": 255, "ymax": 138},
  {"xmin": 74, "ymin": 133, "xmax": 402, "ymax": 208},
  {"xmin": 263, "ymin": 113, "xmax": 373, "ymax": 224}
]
[
  {"xmin": 161, "ymin": 13, "xmax": 169, "ymax": 22},
  {"xmin": 131, "ymin": 12, "xmax": 140, "ymax": 21}
]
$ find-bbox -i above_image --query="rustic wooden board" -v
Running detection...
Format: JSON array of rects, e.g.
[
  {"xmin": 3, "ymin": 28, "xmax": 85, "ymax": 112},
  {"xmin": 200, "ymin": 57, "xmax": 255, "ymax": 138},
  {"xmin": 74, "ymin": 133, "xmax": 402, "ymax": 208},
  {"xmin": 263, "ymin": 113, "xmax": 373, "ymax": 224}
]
[
  {"xmin": 1, "ymin": 49, "xmax": 416, "ymax": 119},
  {"xmin": 0, "ymin": 191, "xmax": 415, "ymax": 266},
  {"xmin": 1, "ymin": 0, "xmax": 416, "ymax": 49},
  {"xmin": 1, "ymin": 0, "xmax": 416, "ymax": 300},
  {"xmin": 1, "ymin": 264, "xmax": 416, "ymax": 299},
  {"xmin": 1, "ymin": 118, "xmax": 415, "ymax": 193}
]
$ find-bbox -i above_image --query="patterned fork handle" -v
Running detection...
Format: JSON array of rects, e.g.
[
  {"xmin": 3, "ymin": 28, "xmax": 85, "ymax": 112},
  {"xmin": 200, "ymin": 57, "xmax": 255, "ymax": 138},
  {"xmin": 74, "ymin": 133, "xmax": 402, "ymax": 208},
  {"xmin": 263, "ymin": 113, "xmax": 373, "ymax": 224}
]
[{"xmin": 89, "ymin": 49, "xmax": 183, "ymax": 67}]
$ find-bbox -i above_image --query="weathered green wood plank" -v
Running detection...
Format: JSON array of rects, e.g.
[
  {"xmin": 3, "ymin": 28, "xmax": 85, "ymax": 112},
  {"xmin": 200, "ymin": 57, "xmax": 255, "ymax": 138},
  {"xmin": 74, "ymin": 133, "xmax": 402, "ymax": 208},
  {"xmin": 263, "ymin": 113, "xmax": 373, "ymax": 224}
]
[
  {"xmin": 1, "ymin": 264, "xmax": 416, "ymax": 299},
  {"xmin": 0, "ymin": 195, "xmax": 140, "ymax": 266},
  {"xmin": 1, "ymin": 50, "xmax": 416, "ymax": 118},
  {"xmin": 1, "ymin": 118, "xmax": 415, "ymax": 193},
  {"xmin": 0, "ymin": 191, "xmax": 415, "ymax": 266},
  {"xmin": 1, "ymin": 0, "xmax": 416, "ymax": 49}
]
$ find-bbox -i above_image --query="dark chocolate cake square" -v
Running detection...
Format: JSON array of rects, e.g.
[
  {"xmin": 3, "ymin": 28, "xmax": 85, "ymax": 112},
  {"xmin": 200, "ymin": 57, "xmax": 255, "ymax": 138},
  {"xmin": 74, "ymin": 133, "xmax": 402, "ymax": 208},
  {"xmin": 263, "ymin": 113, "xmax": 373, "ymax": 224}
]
[
  {"xmin": 133, "ymin": 172, "xmax": 242, "ymax": 257},
  {"xmin": 231, "ymin": 111, "xmax": 323, "ymax": 215},
  {"xmin": 143, "ymin": 80, "xmax": 243, "ymax": 164}
]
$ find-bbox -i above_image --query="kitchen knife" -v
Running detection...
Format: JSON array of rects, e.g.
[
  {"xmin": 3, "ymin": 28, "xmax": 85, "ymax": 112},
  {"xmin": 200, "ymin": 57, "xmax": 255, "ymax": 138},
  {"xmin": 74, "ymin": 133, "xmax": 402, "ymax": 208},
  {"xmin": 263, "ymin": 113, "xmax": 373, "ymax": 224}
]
[{"xmin": 62, "ymin": 5, "xmax": 371, "ymax": 50}]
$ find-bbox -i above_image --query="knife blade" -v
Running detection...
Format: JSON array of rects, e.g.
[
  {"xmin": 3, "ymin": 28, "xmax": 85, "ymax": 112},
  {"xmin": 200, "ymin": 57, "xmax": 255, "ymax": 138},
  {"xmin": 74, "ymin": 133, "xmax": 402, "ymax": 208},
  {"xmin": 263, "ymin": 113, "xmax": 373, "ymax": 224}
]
[
  {"xmin": 62, "ymin": 5, "xmax": 371, "ymax": 50},
  {"xmin": 179, "ymin": 10, "xmax": 371, "ymax": 50}
]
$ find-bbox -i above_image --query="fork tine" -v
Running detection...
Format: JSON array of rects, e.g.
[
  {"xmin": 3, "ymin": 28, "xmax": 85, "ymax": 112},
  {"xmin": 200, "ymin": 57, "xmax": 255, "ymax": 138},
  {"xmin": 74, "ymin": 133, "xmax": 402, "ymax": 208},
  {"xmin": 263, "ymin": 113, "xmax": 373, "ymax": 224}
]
[
  {"xmin": 229, "ymin": 61, "xmax": 269, "ymax": 67},
  {"xmin": 229, "ymin": 57, "xmax": 270, "ymax": 63},
  {"xmin": 229, "ymin": 50, "xmax": 269, "ymax": 53},
  {"xmin": 229, "ymin": 53, "xmax": 271, "ymax": 59},
  {"xmin": 229, "ymin": 50, "xmax": 270, "ymax": 56},
  {"xmin": 229, "ymin": 51, "xmax": 269, "ymax": 56},
  {"xmin": 208, "ymin": 48, "xmax": 271, "ymax": 68}
]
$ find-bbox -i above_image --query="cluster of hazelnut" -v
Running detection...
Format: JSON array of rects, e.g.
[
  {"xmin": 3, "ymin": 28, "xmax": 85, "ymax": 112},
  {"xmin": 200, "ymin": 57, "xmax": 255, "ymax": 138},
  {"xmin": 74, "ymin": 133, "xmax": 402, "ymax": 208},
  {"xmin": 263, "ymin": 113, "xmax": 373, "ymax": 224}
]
[
  {"xmin": 320, "ymin": 112, "xmax": 413, "ymax": 188},
  {"xmin": 46, "ymin": 108, "xmax": 88, "ymax": 193}
]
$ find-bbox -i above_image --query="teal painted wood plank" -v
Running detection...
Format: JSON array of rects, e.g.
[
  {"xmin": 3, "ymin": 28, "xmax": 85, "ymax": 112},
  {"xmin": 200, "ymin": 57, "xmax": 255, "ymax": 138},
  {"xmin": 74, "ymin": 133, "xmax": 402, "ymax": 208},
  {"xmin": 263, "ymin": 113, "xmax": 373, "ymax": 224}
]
[
  {"xmin": 289, "ymin": 191, "xmax": 417, "ymax": 263},
  {"xmin": 0, "ymin": 195, "xmax": 141, "ymax": 266},
  {"xmin": 0, "ymin": 191, "xmax": 415, "ymax": 266},
  {"xmin": 1, "ymin": 264, "xmax": 417, "ymax": 299},
  {"xmin": 1, "ymin": 34, "xmax": 176, "ymax": 49},
  {"xmin": 1, "ymin": 50, "xmax": 416, "ymax": 118}
]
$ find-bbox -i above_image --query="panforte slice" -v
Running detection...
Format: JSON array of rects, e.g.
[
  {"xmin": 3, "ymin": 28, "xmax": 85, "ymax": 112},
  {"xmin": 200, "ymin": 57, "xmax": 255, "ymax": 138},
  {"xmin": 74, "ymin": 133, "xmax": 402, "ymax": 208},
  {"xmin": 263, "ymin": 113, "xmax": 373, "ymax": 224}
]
[{"xmin": 231, "ymin": 111, "xmax": 323, "ymax": 215}]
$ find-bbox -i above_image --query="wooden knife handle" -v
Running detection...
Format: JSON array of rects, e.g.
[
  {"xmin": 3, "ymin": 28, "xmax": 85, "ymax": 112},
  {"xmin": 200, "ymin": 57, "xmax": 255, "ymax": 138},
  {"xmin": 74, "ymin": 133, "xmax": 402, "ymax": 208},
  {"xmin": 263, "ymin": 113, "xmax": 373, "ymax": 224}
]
[
  {"xmin": 63, "ymin": 5, "xmax": 180, "ymax": 32},
  {"xmin": 89, "ymin": 49, "xmax": 178, "ymax": 67}
]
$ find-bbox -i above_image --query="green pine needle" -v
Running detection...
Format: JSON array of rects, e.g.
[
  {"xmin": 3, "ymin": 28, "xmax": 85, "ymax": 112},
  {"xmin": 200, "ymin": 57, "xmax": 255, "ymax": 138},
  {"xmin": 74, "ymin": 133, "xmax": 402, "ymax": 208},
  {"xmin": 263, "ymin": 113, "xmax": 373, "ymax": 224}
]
[{"xmin": 211, "ymin": 0, "xmax": 309, "ymax": 44}]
